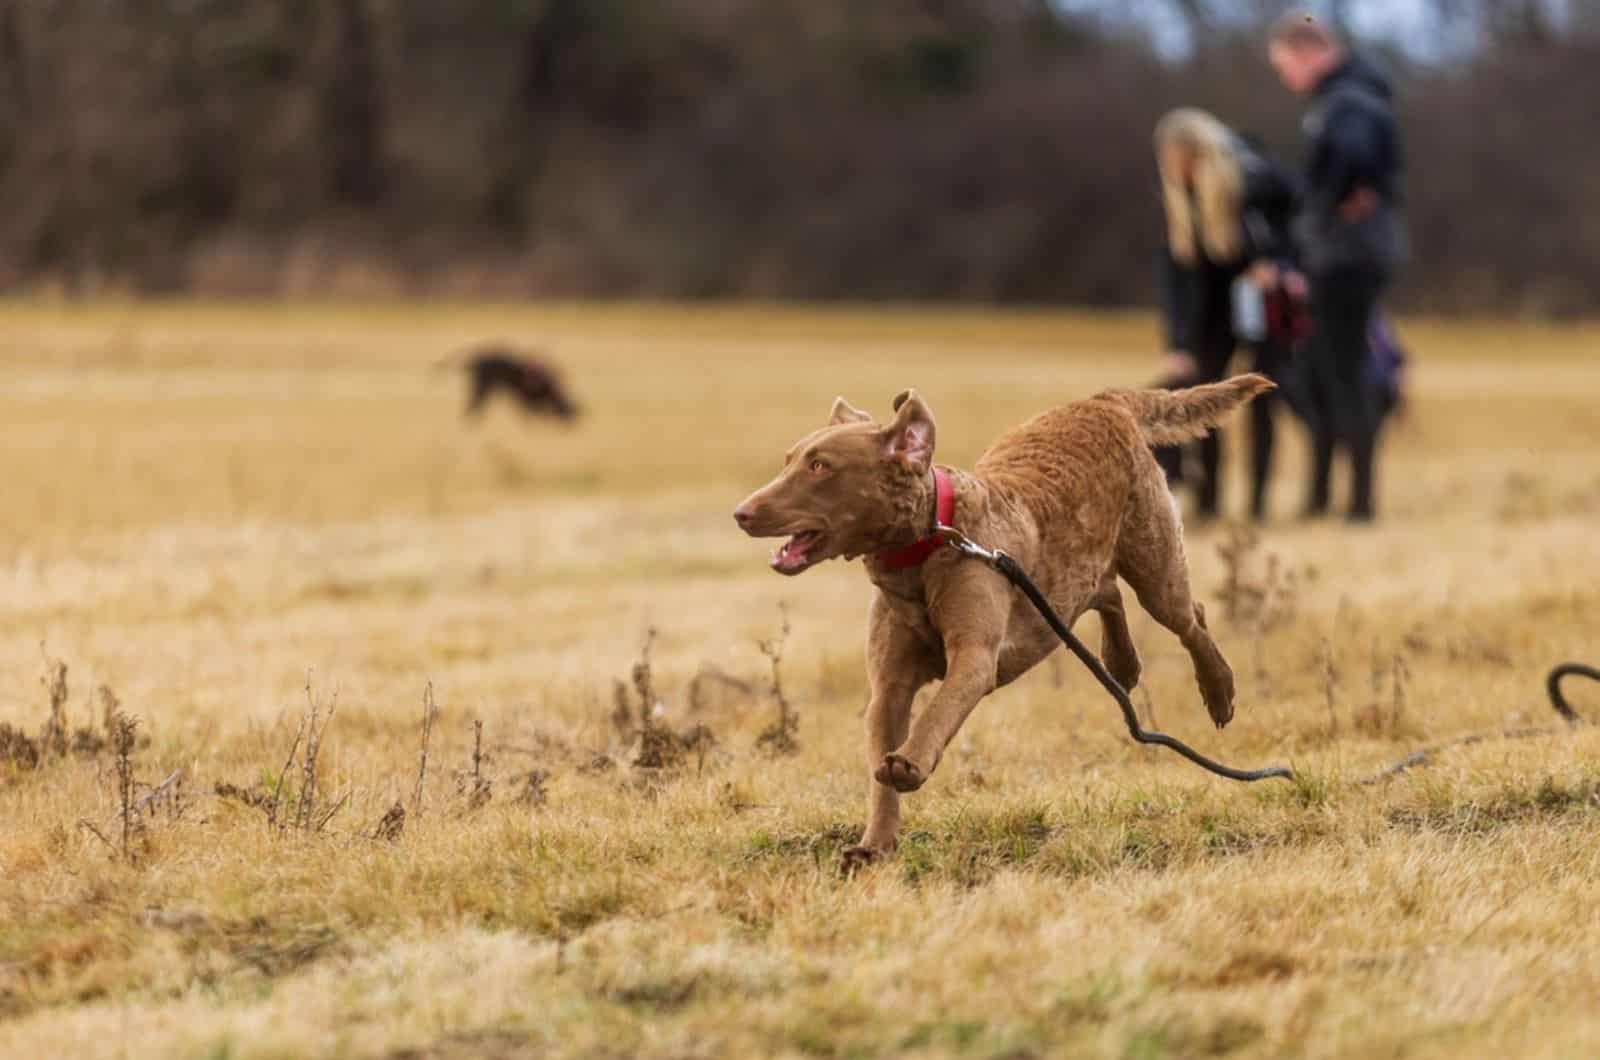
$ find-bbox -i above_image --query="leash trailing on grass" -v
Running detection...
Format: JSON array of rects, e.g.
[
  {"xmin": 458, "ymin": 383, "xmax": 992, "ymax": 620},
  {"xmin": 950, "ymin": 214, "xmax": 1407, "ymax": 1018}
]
[
  {"xmin": 1355, "ymin": 662, "xmax": 1594, "ymax": 783},
  {"xmin": 935, "ymin": 526, "xmax": 1296, "ymax": 784},
  {"xmin": 935, "ymin": 525, "xmax": 1600, "ymax": 787}
]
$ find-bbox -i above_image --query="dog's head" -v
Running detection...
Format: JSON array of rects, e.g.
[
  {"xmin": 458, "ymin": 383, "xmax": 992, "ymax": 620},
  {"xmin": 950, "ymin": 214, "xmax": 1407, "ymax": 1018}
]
[
  {"xmin": 734, "ymin": 390, "xmax": 936, "ymax": 575},
  {"xmin": 520, "ymin": 357, "xmax": 580, "ymax": 421}
]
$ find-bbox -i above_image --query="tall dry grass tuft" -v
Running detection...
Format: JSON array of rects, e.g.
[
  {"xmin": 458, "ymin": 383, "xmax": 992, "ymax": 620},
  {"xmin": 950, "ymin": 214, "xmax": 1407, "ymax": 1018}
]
[
  {"xmin": 76, "ymin": 701, "xmax": 149, "ymax": 863},
  {"xmin": 1354, "ymin": 641, "xmax": 1420, "ymax": 739},
  {"xmin": 755, "ymin": 602, "xmax": 799, "ymax": 756},
  {"xmin": 0, "ymin": 720, "xmax": 40, "ymax": 771},
  {"xmin": 452, "ymin": 718, "xmax": 494, "ymax": 812},
  {"xmin": 1214, "ymin": 525, "xmax": 1260, "ymax": 625},
  {"xmin": 40, "ymin": 651, "xmax": 69, "ymax": 758},
  {"xmin": 111, "ymin": 710, "xmax": 142, "ymax": 860},
  {"xmin": 448, "ymin": 714, "xmax": 539, "ymax": 813},
  {"xmin": 610, "ymin": 628, "xmax": 715, "ymax": 775},
  {"xmin": 1213, "ymin": 526, "xmax": 1309, "ymax": 701},
  {"xmin": 513, "ymin": 767, "xmax": 549, "ymax": 807},
  {"xmin": 371, "ymin": 801, "xmax": 406, "ymax": 841},
  {"xmin": 294, "ymin": 679, "xmax": 339, "ymax": 832},
  {"xmin": 268, "ymin": 707, "xmax": 309, "ymax": 831},
  {"xmin": 1392, "ymin": 652, "xmax": 1411, "ymax": 729},
  {"xmin": 214, "ymin": 678, "xmax": 346, "ymax": 834},
  {"xmin": 1320, "ymin": 637, "xmax": 1342, "ymax": 739},
  {"xmin": 413, "ymin": 682, "xmax": 438, "ymax": 818}
]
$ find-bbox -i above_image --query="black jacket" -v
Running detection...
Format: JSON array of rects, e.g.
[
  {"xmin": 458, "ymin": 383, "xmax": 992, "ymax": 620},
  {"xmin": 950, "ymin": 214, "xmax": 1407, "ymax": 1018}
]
[
  {"xmin": 1297, "ymin": 54, "xmax": 1406, "ymax": 275},
  {"xmin": 1160, "ymin": 137, "xmax": 1299, "ymax": 353}
]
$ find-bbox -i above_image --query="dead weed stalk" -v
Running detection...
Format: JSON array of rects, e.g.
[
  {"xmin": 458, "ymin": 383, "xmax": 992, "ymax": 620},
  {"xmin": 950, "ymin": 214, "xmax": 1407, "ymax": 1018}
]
[
  {"xmin": 454, "ymin": 718, "xmax": 493, "ymax": 811},
  {"xmin": 756, "ymin": 602, "xmax": 800, "ymax": 756},
  {"xmin": 609, "ymin": 627, "xmax": 715, "ymax": 775},
  {"xmin": 413, "ymin": 681, "xmax": 438, "ymax": 817},
  {"xmin": 215, "ymin": 676, "xmax": 347, "ymax": 835}
]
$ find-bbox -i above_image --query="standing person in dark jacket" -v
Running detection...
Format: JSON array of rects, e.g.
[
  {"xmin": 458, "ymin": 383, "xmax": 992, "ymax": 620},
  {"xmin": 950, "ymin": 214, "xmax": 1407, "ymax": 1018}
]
[
  {"xmin": 1153, "ymin": 108, "xmax": 1301, "ymax": 522},
  {"xmin": 1269, "ymin": 11, "xmax": 1406, "ymax": 523}
]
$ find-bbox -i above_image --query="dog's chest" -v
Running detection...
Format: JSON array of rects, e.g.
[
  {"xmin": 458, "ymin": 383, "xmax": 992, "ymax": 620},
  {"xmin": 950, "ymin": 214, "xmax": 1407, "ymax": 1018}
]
[
  {"xmin": 877, "ymin": 591, "xmax": 940, "ymax": 645},
  {"xmin": 867, "ymin": 581, "xmax": 947, "ymax": 662}
]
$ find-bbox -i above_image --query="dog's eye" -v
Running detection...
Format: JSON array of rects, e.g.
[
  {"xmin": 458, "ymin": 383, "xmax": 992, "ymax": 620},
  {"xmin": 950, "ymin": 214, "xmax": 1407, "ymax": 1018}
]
[{"xmin": 809, "ymin": 459, "xmax": 828, "ymax": 474}]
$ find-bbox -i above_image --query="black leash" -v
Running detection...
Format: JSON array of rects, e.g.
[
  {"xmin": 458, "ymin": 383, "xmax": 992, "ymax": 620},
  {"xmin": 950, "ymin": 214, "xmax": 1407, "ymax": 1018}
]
[
  {"xmin": 934, "ymin": 526, "xmax": 1296, "ymax": 784},
  {"xmin": 929, "ymin": 529, "xmax": 1598, "ymax": 786},
  {"xmin": 1547, "ymin": 662, "xmax": 1600, "ymax": 726}
]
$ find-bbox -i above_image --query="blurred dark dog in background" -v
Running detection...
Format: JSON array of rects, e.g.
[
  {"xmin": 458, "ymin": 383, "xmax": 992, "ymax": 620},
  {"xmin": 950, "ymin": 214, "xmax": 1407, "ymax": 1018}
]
[{"xmin": 439, "ymin": 346, "xmax": 579, "ymax": 423}]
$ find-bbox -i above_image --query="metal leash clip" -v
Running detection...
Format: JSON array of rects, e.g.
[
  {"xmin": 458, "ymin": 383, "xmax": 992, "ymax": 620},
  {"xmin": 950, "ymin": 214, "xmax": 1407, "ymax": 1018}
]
[{"xmin": 935, "ymin": 524, "xmax": 1008, "ymax": 568}]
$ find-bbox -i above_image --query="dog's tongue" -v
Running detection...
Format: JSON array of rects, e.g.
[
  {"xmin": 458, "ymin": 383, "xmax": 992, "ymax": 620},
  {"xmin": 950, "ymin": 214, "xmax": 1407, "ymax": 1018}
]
[{"xmin": 771, "ymin": 532, "xmax": 818, "ymax": 573}]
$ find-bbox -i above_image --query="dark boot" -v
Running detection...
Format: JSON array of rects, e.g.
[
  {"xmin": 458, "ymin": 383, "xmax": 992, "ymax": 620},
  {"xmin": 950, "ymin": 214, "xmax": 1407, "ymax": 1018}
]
[
  {"xmin": 1249, "ymin": 393, "xmax": 1275, "ymax": 521},
  {"xmin": 1348, "ymin": 428, "xmax": 1377, "ymax": 523},
  {"xmin": 1305, "ymin": 430, "xmax": 1334, "ymax": 518}
]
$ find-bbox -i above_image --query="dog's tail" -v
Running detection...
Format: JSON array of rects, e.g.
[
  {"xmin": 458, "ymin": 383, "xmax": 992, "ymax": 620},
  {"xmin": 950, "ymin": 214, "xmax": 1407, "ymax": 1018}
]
[{"xmin": 1100, "ymin": 374, "xmax": 1276, "ymax": 446}]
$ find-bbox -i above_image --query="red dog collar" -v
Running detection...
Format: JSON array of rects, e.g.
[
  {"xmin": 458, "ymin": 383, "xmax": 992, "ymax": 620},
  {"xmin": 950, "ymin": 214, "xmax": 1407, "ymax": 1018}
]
[{"xmin": 875, "ymin": 467, "xmax": 954, "ymax": 569}]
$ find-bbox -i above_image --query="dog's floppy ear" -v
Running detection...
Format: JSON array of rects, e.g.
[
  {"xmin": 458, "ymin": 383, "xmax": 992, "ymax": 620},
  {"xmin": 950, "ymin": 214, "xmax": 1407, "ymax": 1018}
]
[
  {"xmin": 829, "ymin": 396, "xmax": 872, "ymax": 425},
  {"xmin": 882, "ymin": 389, "xmax": 936, "ymax": 473}
]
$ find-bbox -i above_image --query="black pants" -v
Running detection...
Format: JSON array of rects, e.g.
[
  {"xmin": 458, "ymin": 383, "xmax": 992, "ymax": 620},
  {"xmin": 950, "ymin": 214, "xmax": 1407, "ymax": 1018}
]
[
  {"xmin": 1299, "ymin": 267, "xmax": 1388, "ymax": 520},
  {"xmin": 1155, "ymin": 338, "xmax": 1287, "ymax": 521}
]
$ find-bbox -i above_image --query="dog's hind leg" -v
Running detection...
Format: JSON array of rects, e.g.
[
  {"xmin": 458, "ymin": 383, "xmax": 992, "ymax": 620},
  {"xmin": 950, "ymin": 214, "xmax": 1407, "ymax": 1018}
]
[
  {"xmin": 1116, "ymin": 475, "xmax": 1235, "ymax": 727},
  {"xmin": 1091, "ymin": 573, "xmax": 1142, "ymax": 692}
]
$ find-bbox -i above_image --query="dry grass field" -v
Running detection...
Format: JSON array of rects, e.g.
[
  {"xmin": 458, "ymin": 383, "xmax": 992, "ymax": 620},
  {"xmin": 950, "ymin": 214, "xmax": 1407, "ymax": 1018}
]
[{"xmin": 1, "ymin": 302, "xmax": 1598, "ymax": 1059}]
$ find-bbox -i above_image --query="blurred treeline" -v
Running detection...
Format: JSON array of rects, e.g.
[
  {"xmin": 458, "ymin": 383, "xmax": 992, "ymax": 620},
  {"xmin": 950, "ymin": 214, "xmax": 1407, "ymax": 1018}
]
[{"xmin": 0, "ymin": 0, "xmax": 1595, "ymax": 312}]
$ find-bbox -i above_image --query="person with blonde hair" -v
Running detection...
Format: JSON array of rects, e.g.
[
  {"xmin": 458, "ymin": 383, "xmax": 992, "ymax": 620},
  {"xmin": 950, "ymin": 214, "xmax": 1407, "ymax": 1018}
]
[{"xmin": 1154, "ymin": 107, "xmax": 1300, "ymax": 522}]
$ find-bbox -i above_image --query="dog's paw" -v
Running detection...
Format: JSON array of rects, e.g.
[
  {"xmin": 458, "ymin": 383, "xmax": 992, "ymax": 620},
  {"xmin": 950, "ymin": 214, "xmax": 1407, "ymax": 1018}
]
[
  {"xmin": 1104, "ymin": 648, "xmax": 1142, "ymax": 693},
  {"xmin": 874, "ymin": 753, "xmax": 927, "ymax": 793},
  {"xmin": 1203, "ymin": 670, "xmax": 1236, "ymax": 729}
]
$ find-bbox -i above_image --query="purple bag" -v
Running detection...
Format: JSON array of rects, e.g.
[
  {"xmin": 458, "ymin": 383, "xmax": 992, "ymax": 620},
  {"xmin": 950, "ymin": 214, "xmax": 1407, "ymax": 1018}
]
[{"xmin": 1367, "ymin": 310, "xmax": 1407, "ymax": 416}]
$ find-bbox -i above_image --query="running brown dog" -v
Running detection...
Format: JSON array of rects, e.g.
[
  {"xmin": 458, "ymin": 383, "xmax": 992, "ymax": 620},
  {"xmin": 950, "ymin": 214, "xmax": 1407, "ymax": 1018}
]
[{"xmin": 733, "ymin": 374, "xmax": 1274, "ymax": 866}]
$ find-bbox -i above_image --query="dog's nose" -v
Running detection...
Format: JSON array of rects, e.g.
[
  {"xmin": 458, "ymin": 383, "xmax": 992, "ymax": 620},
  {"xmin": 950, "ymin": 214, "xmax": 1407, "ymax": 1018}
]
[{"xmin": 733, "ymin": 503, "xmax": 757, "ymax": 531}]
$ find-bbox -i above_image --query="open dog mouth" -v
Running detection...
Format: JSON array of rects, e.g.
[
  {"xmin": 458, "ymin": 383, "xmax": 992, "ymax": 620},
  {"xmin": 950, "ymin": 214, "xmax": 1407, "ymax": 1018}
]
[{"xmin": 771, "ymin": 530, "xmax": 825, "ymax": 575}]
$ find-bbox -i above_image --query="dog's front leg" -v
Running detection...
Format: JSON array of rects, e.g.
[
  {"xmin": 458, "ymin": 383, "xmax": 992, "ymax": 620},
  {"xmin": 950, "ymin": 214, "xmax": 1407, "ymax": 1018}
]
[
  {"xmin": 855, "ymin": 680, "xmax": 919, "ymax": 855},
  {"xmin": 876, "ymin": 572, "xmax": 1009, "ymax": 794},
  {"xmin": 875, "ymin": 632, "xmax": 999, "ymax": 793},
  {"xmin": 844, "ymin": 599, "xmax": 931, "ymax": 868}
]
